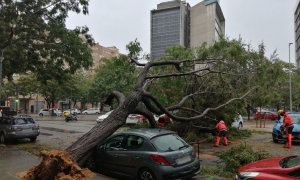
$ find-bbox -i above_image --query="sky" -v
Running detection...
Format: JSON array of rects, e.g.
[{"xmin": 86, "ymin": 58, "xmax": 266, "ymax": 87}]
[{"xmin": 66, "ymin": 0, "xmax": 297, "ymax": 63}]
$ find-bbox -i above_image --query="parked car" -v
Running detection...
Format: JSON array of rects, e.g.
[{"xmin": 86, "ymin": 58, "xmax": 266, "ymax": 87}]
[
  {"xmin": 82, "ymin": 108, "xmax": 100, "ymax": 115},
  {"xmin": 125, "ymin": 114, "xmax": 148, "ymax": 126},
  {"xmin": 0, "ymin": 115, "xmax": 40, "ymax": 144},
  {"xmin": 39, "ymin": 108, "xmax": 62, "ymax": 116},
  {"xmin": 272, "ymin": 113, "xmax": 300, "ymax": 143},
  {"xmin": 96, "ymin": 111, "xmax": 113, "ymax": 123},
  {"xmin": 93, "ymin": 128, "xmax": 200, "ymax": 179},
  {"xmin": 235, "ymin": 155, "xmax": 300, "ymax": 180},
  {"xmin": 96, "ymin": 111, "xmax": 154, "ymax": 125},
  {"xmin": 252, "ymin": 110, "xmax": 278, "ymax": 120},
  {"xmin": 231, "ymin": 113, "xmax": 244, "ymax": 129},
  {"xmin": 63, "ymin": 109, "xmax": 81, "ymax": 115}
]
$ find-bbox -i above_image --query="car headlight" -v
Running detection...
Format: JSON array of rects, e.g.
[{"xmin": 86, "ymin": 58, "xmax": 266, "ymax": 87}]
[{"xmin": 235, "ymin": 172, "xmax": 259, "ymax": 180}]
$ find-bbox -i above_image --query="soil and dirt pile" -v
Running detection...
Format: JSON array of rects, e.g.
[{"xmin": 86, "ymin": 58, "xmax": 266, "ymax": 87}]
[{"xmin": 17, "ymin": 149, "xmax": 95, "ymax": 180}]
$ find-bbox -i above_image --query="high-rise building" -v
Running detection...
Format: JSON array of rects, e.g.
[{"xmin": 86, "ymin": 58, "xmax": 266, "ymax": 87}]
[
  {"xmin": 150, "ymin": 0, "xmax": 225, "ymax": 60},
  {"xmin": 150, "ymin": 0, "xmax": 191, "ymax": 60},
  {"xmin": 190, "ymin": 0, "xmax": 225, "ymax": 47},
  {"xmin": 295, "ymin": 0, "xmax": 300, "ymax": 67}
]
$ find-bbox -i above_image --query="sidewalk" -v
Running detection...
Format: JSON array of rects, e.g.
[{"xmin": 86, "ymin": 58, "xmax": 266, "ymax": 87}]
[{"xmin": 0, "ymin": 146, "xmax": 41, "ymax": 180}]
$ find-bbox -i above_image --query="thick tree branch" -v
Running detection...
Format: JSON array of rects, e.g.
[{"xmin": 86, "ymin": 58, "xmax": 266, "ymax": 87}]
[
  {"xmin": 104, "ymin": 91, "xmax": 126, "ymax": 106},
  {"xmin": 144, "ymin": 87, "xmax": 257, "ymax": 122},
  {"xmin": 146, "ymin": 68, "xmax": 210, "ymax": 79},
  {"xmin": 133, "ymin": 106, "xmax": 158, "ymax": 128}
]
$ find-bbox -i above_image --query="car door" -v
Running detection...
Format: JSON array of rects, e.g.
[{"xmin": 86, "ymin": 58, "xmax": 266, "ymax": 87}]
[
  {"xmin": 95, "ymin": 135, "xmax": 126, "ymax": 173},
  {"xmin": 115, "ymin": 135, "xmax": 145, "ymax": 177},
  {"xmin": 44, "ymin": 109, "xmax": 50, "ymax": 116}
]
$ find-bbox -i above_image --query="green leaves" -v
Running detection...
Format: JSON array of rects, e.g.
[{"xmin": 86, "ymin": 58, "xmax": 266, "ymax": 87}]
[
  {"xmin": 90, "ymin": 55, "xmax": 138, "ymax": 102},
  {"xmin": 0, "ymin": 0, "xmax": 93, "ymax": 80}
]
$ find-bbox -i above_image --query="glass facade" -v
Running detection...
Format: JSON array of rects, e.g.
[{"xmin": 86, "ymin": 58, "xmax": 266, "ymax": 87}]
[{"xmin": 151, "ymin": 7, "xmax": 182, "ymax": 60}]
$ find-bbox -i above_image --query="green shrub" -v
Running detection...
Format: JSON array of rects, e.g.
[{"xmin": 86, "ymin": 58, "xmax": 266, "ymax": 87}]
[{"xmin": 217, "ymin": 144, "xmax": 271, "ymax": 172}]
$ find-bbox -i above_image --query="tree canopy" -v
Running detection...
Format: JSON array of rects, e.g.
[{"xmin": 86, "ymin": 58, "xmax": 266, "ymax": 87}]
[{"xmin": 0, "ymin": 0, "xmax": 93, "ymax": 81}]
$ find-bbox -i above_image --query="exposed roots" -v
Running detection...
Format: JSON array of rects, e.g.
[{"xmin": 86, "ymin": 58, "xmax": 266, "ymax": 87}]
[{"xmin": 17, "ymin": 150, "xmax": 95, "ymax": 180}]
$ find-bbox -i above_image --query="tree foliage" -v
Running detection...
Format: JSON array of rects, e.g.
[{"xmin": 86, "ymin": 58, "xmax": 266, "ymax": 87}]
[
  {"xmin": 0, "ymin": 0, "xmax": 93, "ymax": 81},
  {"xmin": 90, "ymin": 55, "xmax": 138, "ymax": 103}
]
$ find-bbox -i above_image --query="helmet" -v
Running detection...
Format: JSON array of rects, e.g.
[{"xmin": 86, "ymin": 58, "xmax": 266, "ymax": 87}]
[
  {"xmin": 278, "ymin": 109, "xmax": 284, "ymax": 115},
  {"xmin": 220, "ymin": 120, "xmax": 225, "ymax": 124}
]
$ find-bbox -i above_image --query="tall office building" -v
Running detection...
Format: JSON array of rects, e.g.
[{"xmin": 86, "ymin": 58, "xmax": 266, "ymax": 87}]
[
  {"xmin": 150, "ymin": 0, "xmax": 191, "ymax": 60},
  {"xmin": 150, "ymin": 0, "xmax": 225, "ymax": 60},
  {"xmin": 190, "ymin": 0, "xmax": 225, "ymax": 47},
  {"xmin": 295, "ymin": 0, "xmax": 300, "ymax": 68}
]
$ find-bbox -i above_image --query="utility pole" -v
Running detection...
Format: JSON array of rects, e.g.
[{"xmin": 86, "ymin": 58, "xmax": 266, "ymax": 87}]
[{"xmin": 289, "ymin": 42, "xmax": 293, "ymax": 112}]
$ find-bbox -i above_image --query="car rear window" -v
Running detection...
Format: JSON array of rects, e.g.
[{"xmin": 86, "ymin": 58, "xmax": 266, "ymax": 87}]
[
  {"xmin": 14, "ymin": 118, "xmax": 35, "ymax": 125},
  {"xmin": 151, "ymin": 134, "xmax": 188, "ymax": 152}
]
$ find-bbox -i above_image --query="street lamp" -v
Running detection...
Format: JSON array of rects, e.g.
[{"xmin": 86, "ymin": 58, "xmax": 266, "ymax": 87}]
[{"xmin": 289, "ymin": 42, "xmax": 293, "ymax": 111}]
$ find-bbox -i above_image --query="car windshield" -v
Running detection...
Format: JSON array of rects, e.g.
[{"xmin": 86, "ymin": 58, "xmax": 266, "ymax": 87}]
[
  {"xmin": 151, "ymin": 134, "xmax": 188, "ymax": 152},
  {"xmin": 280, "ymin": 156, "xmax": 300, "ymax": 168},
  {"xmin": 279, "ymin": 115, "xmax": 300, "ymax": 124}
]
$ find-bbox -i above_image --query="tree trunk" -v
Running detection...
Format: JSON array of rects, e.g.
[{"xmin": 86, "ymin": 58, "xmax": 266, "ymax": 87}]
[{"xmin": 66, "ymin": 90, "xmax": 144, "ymax": 166}]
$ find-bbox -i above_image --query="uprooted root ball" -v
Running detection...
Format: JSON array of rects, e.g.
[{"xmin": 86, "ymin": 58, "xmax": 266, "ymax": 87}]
[{"xmin": 17, "ymin": 150, "xmax": 95, "ymax": 180}]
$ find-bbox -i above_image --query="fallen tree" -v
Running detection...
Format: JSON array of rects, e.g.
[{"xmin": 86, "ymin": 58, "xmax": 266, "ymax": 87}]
[{"xmin": 21, "ymin": 52, "xmax": 256, "ymax": 179}]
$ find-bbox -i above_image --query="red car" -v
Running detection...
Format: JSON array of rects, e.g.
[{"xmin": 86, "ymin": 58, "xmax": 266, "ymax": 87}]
[
  {"xmin": 235, "ymin": 155, "xmax": 300, "ymax": 179},
  {"xmin": 252, "ymin": 111, "xmax": 278, "ymax": 120}
]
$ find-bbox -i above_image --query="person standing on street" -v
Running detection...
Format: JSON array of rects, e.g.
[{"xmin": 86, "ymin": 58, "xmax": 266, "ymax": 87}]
[
  {"xmin": 278, "ymin": 110, "xmax": 294, "ymax": 149},
  {"xmin": 214, "ymin": 120, "xmax": 228, "ymax": 147}
]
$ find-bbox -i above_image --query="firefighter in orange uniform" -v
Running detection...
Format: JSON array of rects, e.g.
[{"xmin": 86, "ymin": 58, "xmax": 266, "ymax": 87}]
[
  {"xmin": 278, "ymin": 110, "xmax": 294, "ymax": 149},
  {"xmin": 214, "ymin": 120, "xmax": 228, "ymax": 147}
]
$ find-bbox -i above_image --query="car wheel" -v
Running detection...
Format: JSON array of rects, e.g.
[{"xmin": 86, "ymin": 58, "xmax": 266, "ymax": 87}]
[
  {"xmin": 30, "ymin": 137, "xmax": 37, "ymax": 142},
  {"xmin": 138, "ymin": 168, "xmax": 156, "ymax": 180},
  {"xmin": 84, "ymin": 112, "xmax": 88, "ymax": 115},
  {"xmin": 0, "ymin": 133, "xmax": 6, "ymax": 144},
  {"xmin": 39, "ymin": 113, "xmax": 43, "ymax": 116}
]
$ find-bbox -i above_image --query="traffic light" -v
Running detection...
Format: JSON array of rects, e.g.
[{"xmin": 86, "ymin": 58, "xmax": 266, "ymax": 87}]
[{"xmin": 15, "ymin": 99, "xmax": 19, "ymax": 103}]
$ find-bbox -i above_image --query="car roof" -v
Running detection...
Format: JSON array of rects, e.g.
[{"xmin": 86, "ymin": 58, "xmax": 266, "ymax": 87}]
[{"xmin": 116, "ymin": 128, "xmax": 175, "ymax": 139}]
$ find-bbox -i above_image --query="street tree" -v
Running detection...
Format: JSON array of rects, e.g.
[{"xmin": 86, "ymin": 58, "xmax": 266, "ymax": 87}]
[
  {"xmin": 0, "ymin": 0, "xmax": 94, "ymax": 103},
  {"xmin": 89, "ymin": 54, "xmax": 138, "ymax": 106}
]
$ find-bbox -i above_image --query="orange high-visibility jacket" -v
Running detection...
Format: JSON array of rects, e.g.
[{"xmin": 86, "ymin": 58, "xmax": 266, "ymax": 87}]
[
  {"xmin": 215, "ymin": 121, "xmax": 227, "ymax": 131},
  {"xmin": 283, "ymin": 112, "xmax": 294, "ymax": 127}
]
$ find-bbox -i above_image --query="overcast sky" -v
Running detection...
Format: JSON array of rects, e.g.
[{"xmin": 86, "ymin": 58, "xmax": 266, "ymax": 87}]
[{"xmin": 66, "ymin": 0, "xmax": 297, "ymax": 63}]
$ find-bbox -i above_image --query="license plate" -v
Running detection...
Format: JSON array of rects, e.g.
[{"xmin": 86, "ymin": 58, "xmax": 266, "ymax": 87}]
[
  {"xmin": 176, "ymin": 155, "xmax": 191, "ymax": 165},
  {"xmin": 21, "ymin": 128, "xmax": 33, "ymax": 133}
]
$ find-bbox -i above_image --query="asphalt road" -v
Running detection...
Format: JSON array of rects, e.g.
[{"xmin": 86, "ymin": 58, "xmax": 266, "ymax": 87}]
[{"xmin": 1, "ymin": 117, "xmax": 294, "ymax": 180}]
